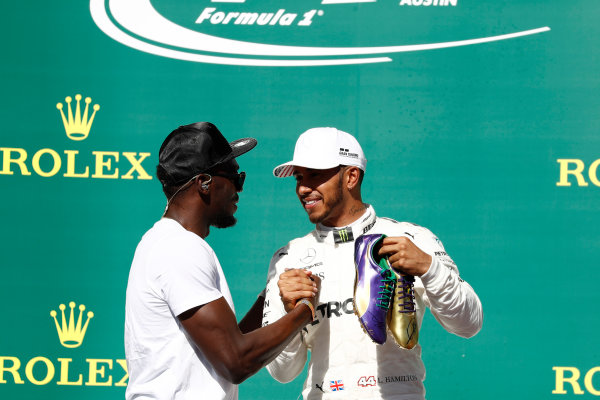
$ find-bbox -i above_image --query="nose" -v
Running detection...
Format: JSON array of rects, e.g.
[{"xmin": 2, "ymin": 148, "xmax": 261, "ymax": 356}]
[{"xmin": 296, "ymin": 182, "xmax": 312, "ymax": 197}]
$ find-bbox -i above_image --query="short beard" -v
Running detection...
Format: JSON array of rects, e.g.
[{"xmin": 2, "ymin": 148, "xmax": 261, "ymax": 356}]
[
  {"xmin": 308, "ymin": 172, "xmax": 344, "ymax": 224},
  {"xmin": 211, "ymin": 213, "xmax": 237, "ymax": 229}
]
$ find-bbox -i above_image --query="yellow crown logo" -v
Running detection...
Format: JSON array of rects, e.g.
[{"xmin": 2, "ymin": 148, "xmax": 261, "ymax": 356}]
[
  {"xmin": 56, "ymin": 94, "xmax": 100, "ymax": 141},
  {"xmin": 50, "ymin": 301, "xmax": 94, "ymax": 348}
]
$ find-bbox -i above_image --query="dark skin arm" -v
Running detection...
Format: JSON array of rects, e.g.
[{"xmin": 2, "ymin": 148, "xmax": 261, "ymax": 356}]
[
  {"xmin": 178, "ymin": 271, "xmax": 319, "ymax": 384},
  {"xmin": 238, "ymin": 295, "xmax": 264, "ymax": 334}
]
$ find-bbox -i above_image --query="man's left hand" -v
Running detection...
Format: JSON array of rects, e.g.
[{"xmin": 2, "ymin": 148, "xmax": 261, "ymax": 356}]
[{"xmin": 378, "ymin": 236, "xmax": 432, "ymax": 277}]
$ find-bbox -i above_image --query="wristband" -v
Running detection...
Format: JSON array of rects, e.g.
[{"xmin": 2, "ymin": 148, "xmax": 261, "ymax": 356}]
[{"xmin": 296, "ymin": 299, "xmax": 315, "ymax": 321}]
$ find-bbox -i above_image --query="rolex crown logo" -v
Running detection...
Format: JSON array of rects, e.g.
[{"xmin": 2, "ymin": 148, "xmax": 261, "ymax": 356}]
[
  {"xmin": 50, "ymin": 301, "xmax": 94, "ymax": 348},
  {"xmin": 56, "ymin": 94, "xmax": 100, "ymax": 141}
]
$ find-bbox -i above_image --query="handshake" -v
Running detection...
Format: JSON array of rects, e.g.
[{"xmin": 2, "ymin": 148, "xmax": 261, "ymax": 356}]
[{"xmin": 277, "ymin": 268, "xmax": 321, "ymax": 322}]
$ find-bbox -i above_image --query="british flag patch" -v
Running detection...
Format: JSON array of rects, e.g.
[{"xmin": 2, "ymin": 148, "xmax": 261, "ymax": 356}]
[{"xmin": 329, "ymin": 380, "xmax": 344, "ymax": 391}]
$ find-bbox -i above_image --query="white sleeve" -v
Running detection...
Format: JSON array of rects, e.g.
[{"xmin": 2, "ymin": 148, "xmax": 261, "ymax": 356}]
[
  {"xmin": 262, "ymin": 248, "xmax": 309, "ymax": 383},
  {"xmin": 413, "ymin": 227, "xmax": 483, "ymax": 338},
  {"xmin": 157, "ymin": 240, "xmax": 223, "ymax": 317},
  {"xmin": 266, "ymin": 333, "xmax": 307, "ymax": 383}
]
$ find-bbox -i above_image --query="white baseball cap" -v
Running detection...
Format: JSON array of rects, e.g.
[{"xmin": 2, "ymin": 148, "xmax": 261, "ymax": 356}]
[{"xmin": 273, "ymin": 127, "xmax": 367, "ymax": 178}]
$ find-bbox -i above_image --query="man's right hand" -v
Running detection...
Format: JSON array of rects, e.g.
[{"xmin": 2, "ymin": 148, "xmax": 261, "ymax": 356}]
[{"xmin": 278, "ymin": 269, "xmax": 320, "ymax": 313}]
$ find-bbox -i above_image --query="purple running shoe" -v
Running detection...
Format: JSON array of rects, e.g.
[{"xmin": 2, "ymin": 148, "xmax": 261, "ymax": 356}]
[{"xmin": 353, "ymin": 234, "xmax": 396, "ymax": 344}]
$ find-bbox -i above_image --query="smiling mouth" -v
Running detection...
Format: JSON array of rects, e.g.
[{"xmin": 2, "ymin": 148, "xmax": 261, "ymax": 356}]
[{"xmin": 302, "ymin": 198, "xmax": 321, "ymax": 209}]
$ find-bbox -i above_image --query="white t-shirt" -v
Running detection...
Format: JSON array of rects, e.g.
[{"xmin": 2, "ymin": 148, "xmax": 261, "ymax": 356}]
[{"xmin": 125, "ymin": 218, "xmax": 238, "ymax": 400}]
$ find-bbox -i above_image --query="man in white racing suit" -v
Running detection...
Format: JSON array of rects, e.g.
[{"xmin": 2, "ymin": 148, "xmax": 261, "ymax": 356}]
[{"xmin": 262, "ymin": 127, "xmax": 483, "ymax": 400}]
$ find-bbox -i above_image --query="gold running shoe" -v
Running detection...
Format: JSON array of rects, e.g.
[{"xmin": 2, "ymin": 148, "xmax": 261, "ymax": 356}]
[{"xmin": 387, "ymin": 270, "xmax": 418, "ymax": 349}]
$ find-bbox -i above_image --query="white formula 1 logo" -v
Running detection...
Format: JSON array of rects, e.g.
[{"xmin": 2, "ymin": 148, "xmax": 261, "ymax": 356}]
[{"xmin": 90, "ymin": 0, "xmax": 550, "ymax": 67}]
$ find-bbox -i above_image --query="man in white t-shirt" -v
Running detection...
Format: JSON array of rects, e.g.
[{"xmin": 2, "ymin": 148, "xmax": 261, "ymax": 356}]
[{"xmin": 125, "ymin": 122, "xmax": 320, "ymax": 400}]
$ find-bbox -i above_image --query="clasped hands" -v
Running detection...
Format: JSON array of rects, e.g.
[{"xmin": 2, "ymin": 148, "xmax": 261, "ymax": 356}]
[{"xmin": 278, "ymin": 269, "xmax": 320, "ymax": 313}]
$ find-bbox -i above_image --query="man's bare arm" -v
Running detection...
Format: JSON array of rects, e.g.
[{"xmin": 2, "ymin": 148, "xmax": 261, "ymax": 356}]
[
  {"xmin": 179, "ymin": 272, "xmax": 319, "ymax": 384},
  {"xmin": 238, "ymin": 295, "xmax": 264, "ymax": 334}
]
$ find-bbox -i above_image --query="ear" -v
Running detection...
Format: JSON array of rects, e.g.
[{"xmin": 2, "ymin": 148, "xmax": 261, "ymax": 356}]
[
  {"xmin": 197, "ymin": 175, "xmax": 212, "ymax": 194},
  {"xmin": 345, "ymin": 167, "xmax": 361, "ymax": 191}
]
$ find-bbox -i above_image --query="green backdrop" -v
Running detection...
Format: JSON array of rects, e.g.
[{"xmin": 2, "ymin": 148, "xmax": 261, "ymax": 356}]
[{"xmin": 1, "ymin": 0, "xmax": 599, "ymax": 399}]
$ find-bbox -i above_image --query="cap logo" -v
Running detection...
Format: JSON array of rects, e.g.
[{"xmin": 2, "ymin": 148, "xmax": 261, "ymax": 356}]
[{"xmin": 339, "ymin": 148, "xmax": 359, "ymax": 159}]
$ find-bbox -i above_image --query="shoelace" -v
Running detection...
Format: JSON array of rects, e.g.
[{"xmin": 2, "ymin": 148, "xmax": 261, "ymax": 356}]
[
  {"xmin": 395, "ymin": 274, "xmax": 416, "ymax": 313},
  {"xmin": 376, "ymin": 268, "xmax": 396, "ymax": 310}
]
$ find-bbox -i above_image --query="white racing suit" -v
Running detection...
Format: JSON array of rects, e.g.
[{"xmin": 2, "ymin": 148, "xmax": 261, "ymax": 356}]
[{"xmin": 262, "ymin": 206, "xmax": 482, "ymax": 400}]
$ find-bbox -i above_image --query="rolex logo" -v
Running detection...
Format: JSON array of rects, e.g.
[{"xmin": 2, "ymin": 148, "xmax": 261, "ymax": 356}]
[
  {"xmin": 1, "ymin": 92, "xmax": 152, "ymax": 180},
  {"xmin": 56, "ymin": 94, "xmax": 100, "ymax": 141},
  {"xmin": 50, "ymin": 301, "xmax": 94, "ymax": 348}
]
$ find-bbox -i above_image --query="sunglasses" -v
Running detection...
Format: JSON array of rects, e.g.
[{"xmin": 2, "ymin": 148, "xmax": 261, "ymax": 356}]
[{"xmin": 211, "ymin": 171, "xmax": 246, "ymax": 191}]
